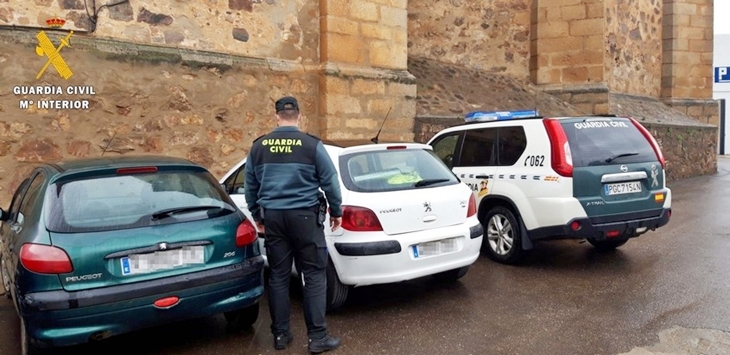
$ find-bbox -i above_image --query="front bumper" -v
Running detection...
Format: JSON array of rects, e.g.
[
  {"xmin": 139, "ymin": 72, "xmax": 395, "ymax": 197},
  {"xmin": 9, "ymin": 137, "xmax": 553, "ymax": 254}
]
[
  {"xmin": 527, "ymin": 208, "xmax": 671, "ymax": 241},
  {"xmin": 21, "ymin": 256, "xmax": 264, "ymax": 348}
]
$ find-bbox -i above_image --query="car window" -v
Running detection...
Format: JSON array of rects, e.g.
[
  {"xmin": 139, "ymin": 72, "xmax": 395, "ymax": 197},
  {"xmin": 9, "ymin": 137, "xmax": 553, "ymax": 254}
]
[
  {"xmin": 497, "ymin": 126, "xmax": 527, "ymax": 166},
  {"xmin": 7, "ymin": 178, "xmax": 31, "ymax": 223},
  {"xmin": 18, "ymin": 173, "xmax": 45, "ymax": 224},
  {"xmin": 459, "ymin": 128, "xmax": 496, "ymax": 167},
  {"xmin": 561, "ymin": 118, "xmax": 657, "ymax": 167},
  {"xmin": 44, "ymin": 169, "xmax": 236, "ymax": 233},
  {"xmin": 430, "ymin": 133, "xmax": 461, "ymax": 169},
  {"xmin": 340, "ymin": 148, "xmax": 459, "ymax": 193},
  {"xmin": 223, "ymin": 164, "xmax": 245, "ymax": 194}
]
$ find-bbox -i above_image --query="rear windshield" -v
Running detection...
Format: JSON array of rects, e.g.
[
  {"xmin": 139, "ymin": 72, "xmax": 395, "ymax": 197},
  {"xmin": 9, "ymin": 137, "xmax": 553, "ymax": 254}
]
[
  {"xmin": 561, "ymin": 118, "xmax": 658, "ymax": 167},
  {"xmin": 339, "ymin": 148, "xmax": 459, "ymax": 193},
  {"xmin": 44, "ymin": 170, "xmax": 236, "ymax": 233}
]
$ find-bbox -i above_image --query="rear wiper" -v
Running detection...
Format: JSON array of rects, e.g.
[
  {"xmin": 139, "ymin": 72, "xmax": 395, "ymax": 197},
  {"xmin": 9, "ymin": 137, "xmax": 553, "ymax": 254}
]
[
  {"xmin": 414, "ymin": 179, "xmax": 450, "ymax": 188},
  {"xmin": 605, "ymin": 152, "xmax": 639, "ymax": 163},
  {"xmin": 151, "ymin": 205, "xmax": 224, "ymax": 221}
]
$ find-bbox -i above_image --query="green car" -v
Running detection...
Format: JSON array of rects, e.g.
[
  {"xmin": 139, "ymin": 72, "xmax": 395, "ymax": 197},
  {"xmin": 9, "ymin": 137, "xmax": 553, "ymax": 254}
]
[{"xmin": 0, "ymin": 155, "xmax": 264, "ymax": 354}]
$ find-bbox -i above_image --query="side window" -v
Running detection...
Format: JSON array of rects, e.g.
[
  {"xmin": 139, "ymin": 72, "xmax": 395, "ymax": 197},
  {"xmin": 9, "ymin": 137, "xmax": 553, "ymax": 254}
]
[
  {"xmin": 430, "ymin": 133, "xmax": 461, "ymax": 169},
  {"xmin": 19, "ymin": 173, "xmax": 45, "ymax": 220},
  {"xmin": 7, "ymin": 178, "xmax": 31, "ymax": 223},
  {"xmin": 223, "ymin": 164, "xmax": 246, "ymax": 194},
  {"xmin": 497, "ymin": 126, "xmax": 527, "ymax": 166},
  {"xmin": 460, "ymin": 128, "xmax": 497, "ymax": 167}
]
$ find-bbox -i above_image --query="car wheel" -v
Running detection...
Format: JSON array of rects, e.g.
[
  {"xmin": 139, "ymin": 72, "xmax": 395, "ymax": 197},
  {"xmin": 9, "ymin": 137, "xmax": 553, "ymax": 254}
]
[
  {"xmin": 431, "ymin": 265, "xmax": 469, "ymax": 283},
  {"xmin": 224, "ymin": 303, "xmax": 259, "ymax": 330},
  {"xmin": 326, "ymin": 260, "xmax": 348, "ymax": 312},
  {"xmin": 587, "ymin": 238, "xmax": 629, "ymax": 251},
  {"xmin": 1, "ymin": 254, "xmax": 11, "ymax": 299},
  {"xmin": 483, "ymin": 206, "xmax": 525, "ymax": 264}
]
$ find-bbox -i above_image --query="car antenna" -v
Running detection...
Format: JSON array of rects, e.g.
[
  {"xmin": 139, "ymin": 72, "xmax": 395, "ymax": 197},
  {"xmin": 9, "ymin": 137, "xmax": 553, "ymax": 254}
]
[
  {"xmin": 101, "ymin": 131, "xmax": 117, "ymax": 157},
  {"xmin": 371, "ymin": 107, "xmax": 391, "ymax": 144}
]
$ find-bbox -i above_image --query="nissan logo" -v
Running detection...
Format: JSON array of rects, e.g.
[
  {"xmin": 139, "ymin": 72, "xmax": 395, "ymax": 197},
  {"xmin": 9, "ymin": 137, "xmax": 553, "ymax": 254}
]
[{"xmin": 620, "ymin": 165, "xmax": 628, "ymax": 172}]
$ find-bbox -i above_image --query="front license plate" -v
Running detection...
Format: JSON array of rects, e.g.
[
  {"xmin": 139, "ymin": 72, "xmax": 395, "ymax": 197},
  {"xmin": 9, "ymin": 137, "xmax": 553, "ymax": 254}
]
[
  {"xmin": 121, "ymin": 246, "xmax": 204, "ymax": 275},
  {"xmin": 604, "ymin": 181, "xmax": 642, "ymax": 196},
  {"xmin": 413, "ymin": 238, "xmax": 457, "ymax": 258}
]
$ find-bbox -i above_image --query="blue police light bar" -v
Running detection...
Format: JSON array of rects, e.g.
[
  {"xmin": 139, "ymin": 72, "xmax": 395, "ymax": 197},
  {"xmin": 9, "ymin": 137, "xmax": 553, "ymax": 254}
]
[{"xmin": 464, "ymin": 109, "xmax": 539, "ymax": 122}]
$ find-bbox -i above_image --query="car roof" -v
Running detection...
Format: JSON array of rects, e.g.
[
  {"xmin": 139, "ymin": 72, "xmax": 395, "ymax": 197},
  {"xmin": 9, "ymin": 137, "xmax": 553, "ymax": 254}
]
[
  {"xmin": 322, "ymin": 139, "xmax": 409, "ymax": 148},
  {"xmin": 51, "ymin": 155, "xmax": 198, "ymax": 174}
]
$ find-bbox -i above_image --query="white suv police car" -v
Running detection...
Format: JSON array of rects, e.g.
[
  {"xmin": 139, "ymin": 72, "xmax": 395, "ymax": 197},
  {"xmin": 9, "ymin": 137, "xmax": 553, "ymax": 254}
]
[{"xmin": 427, "ymin": 110, "xmax": 672, "ymax": 264}]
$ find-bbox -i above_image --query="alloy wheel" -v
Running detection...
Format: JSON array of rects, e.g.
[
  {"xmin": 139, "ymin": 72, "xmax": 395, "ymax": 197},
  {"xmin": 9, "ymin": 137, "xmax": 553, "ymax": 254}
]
[{"xmin": 487, "ymin": 214, "xmax": 514, "ymax": 256}]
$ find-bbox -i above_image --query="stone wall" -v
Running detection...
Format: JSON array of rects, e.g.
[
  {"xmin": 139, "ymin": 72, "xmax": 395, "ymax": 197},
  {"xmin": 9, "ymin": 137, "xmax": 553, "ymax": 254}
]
[
  {"xmin": 0, "ymin": 31, "xmax": 320, "ymax": 206},
  {"xmin": 407, "ymin": 0, "xmax": 531, "ymax": 77},
  {"xmin": 0, "ymin": 0, "xmax": 321, "ymax": 62},
  {"xmin": 605, "ymin": 0, "xmax": 663, "ymax": 97}
]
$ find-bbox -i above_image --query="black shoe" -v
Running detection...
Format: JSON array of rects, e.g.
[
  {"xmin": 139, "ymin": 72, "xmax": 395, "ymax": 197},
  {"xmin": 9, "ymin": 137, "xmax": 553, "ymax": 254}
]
[
  {"xmin": 274, "ymin": 332, "xmax": 293, "ymax": 350},
  {"xmin": 308, "ymin": 334, "xmax": 341, "ymax": 354}
]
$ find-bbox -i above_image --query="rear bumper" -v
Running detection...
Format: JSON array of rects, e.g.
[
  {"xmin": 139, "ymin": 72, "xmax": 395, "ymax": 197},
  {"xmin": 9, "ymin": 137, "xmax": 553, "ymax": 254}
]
[
  {"xmin": 20, "ymin": 256, "xmax": 264, "ymax": 348},
  {"xmin": 330, "ymin": 221, "xmax": 483, "ymax": 287},
  {"xmin": 527, "ymin": 208, "xmax": 671, "ymax": 241}
]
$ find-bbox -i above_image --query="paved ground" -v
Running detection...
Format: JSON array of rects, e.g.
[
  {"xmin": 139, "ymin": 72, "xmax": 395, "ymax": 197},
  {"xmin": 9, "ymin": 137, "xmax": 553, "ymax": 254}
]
[{"xmin": 2, "ymin": 157, "xmax": 730, "ymax": 355}]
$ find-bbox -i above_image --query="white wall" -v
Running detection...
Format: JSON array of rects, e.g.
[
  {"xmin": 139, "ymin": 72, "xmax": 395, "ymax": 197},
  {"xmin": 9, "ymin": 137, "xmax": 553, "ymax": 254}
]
[{"xmin": 713, "ymin": 34, "xmax": 730, "ymax": 154}]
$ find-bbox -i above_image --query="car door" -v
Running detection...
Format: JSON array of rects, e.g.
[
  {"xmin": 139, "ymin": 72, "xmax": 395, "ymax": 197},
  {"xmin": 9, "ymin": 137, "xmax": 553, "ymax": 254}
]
[
  {"xmin": 438, "ymin": 128, "xmax": 499, "ymax": 205},
  {"xmin": 1, "ymin": 174, "xmax": 35, "ymax": 294},
  {"xmin": 221, "ymin": 162, "xmax": 255, "ymax": 225}
]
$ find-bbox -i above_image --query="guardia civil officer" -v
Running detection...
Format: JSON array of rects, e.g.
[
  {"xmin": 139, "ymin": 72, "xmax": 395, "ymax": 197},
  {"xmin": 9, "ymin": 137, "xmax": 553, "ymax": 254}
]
[{"xmin": 244, "ymin": 96, "xmax": 343, "ymax": 354}]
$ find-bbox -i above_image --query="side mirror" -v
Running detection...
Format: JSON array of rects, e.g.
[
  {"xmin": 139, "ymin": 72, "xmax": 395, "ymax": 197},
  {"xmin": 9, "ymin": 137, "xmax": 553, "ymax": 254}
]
[{"xmin": 220, "ymin": 183, "xmax": 228, "ymax": 194}]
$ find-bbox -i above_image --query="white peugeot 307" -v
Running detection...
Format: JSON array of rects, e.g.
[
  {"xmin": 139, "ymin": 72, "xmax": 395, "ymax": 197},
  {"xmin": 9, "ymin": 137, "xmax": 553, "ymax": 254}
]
[{"xmin": 220, "ymin": 141, "xmax": 483, "ymax": 310}]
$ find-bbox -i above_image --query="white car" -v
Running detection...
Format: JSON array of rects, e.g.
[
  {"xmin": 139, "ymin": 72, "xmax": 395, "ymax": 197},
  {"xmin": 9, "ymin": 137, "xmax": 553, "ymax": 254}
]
[{"xmin": 220, "ymin": 141, "xmax": 483, "ymax": 310}]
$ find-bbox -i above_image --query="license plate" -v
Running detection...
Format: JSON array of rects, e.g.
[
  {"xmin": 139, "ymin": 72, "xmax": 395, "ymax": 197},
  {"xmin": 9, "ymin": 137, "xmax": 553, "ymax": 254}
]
[
  {"xmin": 604, "ymin": 181, "xmax": 642, "ymax": 196},
  {"xmin": 412, "ymin": 238, "xmax": 457, "ymax": 258},
  {"xmin": 121, "ymin": 246, "xmax": 204, "ymax": 275}
]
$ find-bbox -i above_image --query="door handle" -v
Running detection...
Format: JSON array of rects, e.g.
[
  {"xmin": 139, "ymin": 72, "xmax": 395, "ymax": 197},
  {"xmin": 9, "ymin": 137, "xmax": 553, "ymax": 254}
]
[{"xmin": 475, "ymin": 175, "xmax": 490, "ymax": 179}]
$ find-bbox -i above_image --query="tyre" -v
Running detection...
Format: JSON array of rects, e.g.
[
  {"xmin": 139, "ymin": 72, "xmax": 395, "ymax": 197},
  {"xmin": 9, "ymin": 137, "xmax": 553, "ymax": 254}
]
[
  {"xmin": 326, "ymin": 260, "xmax": 349, "ymax": 312},
  {"xmin": 1, "ymin": 253, "xmax": 11, "ymax": 299},
  {"xmin": 587, "ymin": 238, "xmax": 628, "ymax": 251},
  {"xmin": 431, "ymin": 265, "xmax": 469, "ymax": 283},
  {"xmin": 483, "ymin": 206, "xmax": 525, "ymax": 264},
  {"xmin": 224, "ymin": 303, "xmax": 259, "ymax": 330}
]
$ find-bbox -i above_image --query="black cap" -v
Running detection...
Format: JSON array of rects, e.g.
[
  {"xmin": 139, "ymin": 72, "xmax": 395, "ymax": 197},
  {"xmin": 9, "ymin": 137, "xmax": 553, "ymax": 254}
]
[{"xmin": 275, "ymin": 96, "xmax": 299, "ymax": 113}]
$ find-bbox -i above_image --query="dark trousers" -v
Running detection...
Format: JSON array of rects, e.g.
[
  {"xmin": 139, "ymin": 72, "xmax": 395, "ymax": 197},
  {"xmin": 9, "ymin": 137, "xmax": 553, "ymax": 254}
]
[{"xmin": 264, "ymin": 208, "xmax": 328, "ymax": 339}]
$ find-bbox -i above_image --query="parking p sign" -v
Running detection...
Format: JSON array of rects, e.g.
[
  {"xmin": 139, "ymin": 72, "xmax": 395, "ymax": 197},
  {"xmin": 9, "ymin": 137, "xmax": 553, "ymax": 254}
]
[{"xmin": 715, "ymin": 67, "xmax": 730, "ymax": 83}]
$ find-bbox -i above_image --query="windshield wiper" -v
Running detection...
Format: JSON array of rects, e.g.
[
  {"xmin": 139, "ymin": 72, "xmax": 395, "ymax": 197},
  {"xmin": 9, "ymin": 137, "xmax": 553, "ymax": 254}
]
[
  {"xmin": 151, "ymin": 205, "xmax": 224, "ymax": 221},
  {"xmin": 605, "ymin": 152, "xmax": 639, "ymax": 163},
  {"xmin": 414, "ymin": 179, "xmax": 450, "ymax": 188}
]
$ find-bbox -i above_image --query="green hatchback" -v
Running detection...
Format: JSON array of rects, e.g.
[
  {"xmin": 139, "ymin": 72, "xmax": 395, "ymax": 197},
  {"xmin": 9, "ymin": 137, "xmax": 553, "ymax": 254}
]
[{"xmin": 0, "ymin": 156, "xmax": 264, "ymax": 354}]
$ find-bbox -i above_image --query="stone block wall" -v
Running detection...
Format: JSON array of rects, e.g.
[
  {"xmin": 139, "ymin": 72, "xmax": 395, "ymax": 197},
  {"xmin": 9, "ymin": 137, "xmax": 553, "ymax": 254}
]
[
  {"xmin": 0, "ymin": 0, "xmax": 321, "ymax": 62},
  {"xmin": 605, "ymin": 0, "xmax": 663, "ymax": 97},
  {"xmin": 407, "ymin": 0, "xmax": 531, "ymax": 77},
  {"xmin": 531, "ymin": 0, "xmax": 605, "ymax": 86}
]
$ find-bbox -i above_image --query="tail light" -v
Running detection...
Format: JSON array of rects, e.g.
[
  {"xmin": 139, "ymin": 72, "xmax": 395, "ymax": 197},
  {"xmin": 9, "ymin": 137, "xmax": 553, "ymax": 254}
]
[
  {"xmin": 467, "ymin": 194, "xmax": 477, "ymax": 217},
  {"xmin": 236, "ymin": 219, "xmax": 258, "ymax": 247},
  {"xmin": 543, "ymin": 119, "xmax": 573, "ymax": 177},
  {"xmin": 629, "ymin": 117, "xmax": 666, "ymax": 168},
  {"xmin": 20, "ymin": 244, "xmax": 73, "ymax": 274},
  {"xmin": 341, "ymin": 206, "xmax": 383, "ymax": 232}
]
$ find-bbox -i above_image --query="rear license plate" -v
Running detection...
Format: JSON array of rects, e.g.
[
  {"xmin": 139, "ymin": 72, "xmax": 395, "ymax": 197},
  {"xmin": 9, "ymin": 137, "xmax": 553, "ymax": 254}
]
[
  {"xmin": 412, "ymin": 238, "xmax": 457, "ymax": 258},
  {"xmin": 604, "ymin": 181, "xmax": 642, "ymax": 196},
  {"xmin": 121, "ymin": 246, "xmax": 204, "ymax": 275}
]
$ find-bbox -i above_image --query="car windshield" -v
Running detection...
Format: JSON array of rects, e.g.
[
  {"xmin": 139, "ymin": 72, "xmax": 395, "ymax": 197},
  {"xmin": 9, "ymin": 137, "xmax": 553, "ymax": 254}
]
[
  {"xmin": 561, "ymin": 118, "xmax": 658, "ymax": 167},
  {"xmin": 340, "ymin": 148, "xmax": 459, "ymax": 193},
  {"xmin": 44, "ymin": 170, "xmax": 236, "ymax": 233}
]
